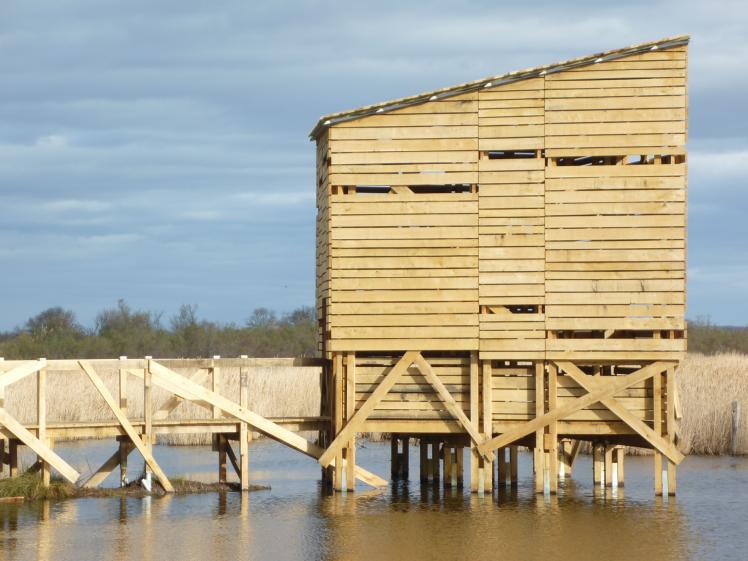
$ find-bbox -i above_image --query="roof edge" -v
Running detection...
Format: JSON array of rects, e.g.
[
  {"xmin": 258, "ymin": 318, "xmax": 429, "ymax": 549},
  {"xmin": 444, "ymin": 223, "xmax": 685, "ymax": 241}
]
[{"xmin": 309, "ymin": 34, "xmax": 689, "ymax": 140}]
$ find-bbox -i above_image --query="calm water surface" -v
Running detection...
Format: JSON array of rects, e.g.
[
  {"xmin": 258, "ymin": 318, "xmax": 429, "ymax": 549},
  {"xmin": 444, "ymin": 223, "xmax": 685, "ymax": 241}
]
[{"xmin": 1, "ymin": 441, "xmax": 746, "ymax": 561}]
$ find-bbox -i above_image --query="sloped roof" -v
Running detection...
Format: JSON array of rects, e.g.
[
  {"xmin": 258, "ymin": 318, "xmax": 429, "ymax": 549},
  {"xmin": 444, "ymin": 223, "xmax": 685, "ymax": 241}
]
[{"xmin": 309, "ymin": 34, "xmax": 689, "ymax": 139}]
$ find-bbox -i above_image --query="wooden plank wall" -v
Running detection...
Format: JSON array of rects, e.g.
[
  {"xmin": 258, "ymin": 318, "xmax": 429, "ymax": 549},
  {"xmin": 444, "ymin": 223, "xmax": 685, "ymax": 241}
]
[
  {"xmin": 478, "ymin": 78, "xmax": 546, "ymax": 360},
  {"xmin": 543, "ymin": 46, "xmax": 687, "ymax": 361},
  {"xmin": 355, "ymin": 356, "xmax": 470, "ymax": 420},
  {"xmin": 317, "ymin": 44, "xmax": 687, "ymax": 361},
  {"xmin": 324, "ymin": 93, "xmax": 480, "ymax": 352},
  {"xmin": 316, "ymin": 131, "xmax": 331, "ymax": 355}
]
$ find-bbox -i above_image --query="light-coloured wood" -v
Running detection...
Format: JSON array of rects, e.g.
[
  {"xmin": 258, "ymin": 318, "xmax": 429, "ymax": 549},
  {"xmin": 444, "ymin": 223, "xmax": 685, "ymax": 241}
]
[
  {"xmin": 0, "ymin": 408, "xmax": 80, "ymax": 483},
  {"xmin": 37, "ymin": 364, "xmax": 50, "ymax": 486},
  {"xmin": 482, "ymin": 360, "xmax": 493, "ymax": 492},
  {"xmin": 534, "ymin": 362, "xmax": 545, "ymax": 494},
  {"xmin": 79, "ymin": 361, "xmax": 174, "ymax": 492},
  {"xmin": 239, "ymin": 365, "xmax": 250, "ymax": 491},
  {"xmin": 654, "ymin": 370, "xmax": 663, "ymax": 495},
  {"xmin": 469, "ymin": 352, "xmax": 480, "ymax": 492}
]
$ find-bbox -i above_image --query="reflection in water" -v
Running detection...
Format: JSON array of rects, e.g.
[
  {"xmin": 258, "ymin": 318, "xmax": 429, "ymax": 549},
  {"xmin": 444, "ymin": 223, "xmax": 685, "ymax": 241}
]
[{"xmin": 0, "ymin": 444, "xmax": 745, "ymax": 561}]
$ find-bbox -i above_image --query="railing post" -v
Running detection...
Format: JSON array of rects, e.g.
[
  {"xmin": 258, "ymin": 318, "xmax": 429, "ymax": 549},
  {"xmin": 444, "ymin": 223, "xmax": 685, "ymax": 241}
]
[
  {"xmin": 212, "ymin": 355, "xmax": 221, "ymax": 420},
  {"xmin": 119, "ymin": 356, "xmax": 129, "ymax": 486},
  {"xmin": 239, "ymin": 355, "xmax": 250, "ymax": 491},
  {"xmin": 38, "ymin": 358, "xmax": 49, "ymax": 486},
  {"xmin": 144, "ymin": 356, "xmax": 153, "ymax": 488}
]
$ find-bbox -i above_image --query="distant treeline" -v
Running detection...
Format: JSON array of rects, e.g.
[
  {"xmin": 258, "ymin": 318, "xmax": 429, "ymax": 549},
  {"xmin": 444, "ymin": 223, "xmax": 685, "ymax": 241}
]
[
  {"xmin": 0, "ymin": 301, "xmax": 317, "ymax": 359},
  {"xmin": 0, "ymin": 303, "xmax": 746, "ymax": 359}
]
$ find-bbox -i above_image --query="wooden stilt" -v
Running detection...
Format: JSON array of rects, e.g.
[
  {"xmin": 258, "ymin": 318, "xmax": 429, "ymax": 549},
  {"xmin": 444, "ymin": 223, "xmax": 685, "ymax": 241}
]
[
  {"xmin": 9, "ymin": 439, "xmax": 18, "ymax": 478},
  {"xmin": 391, "ymin": 435, "xmax": 399, "ymax": 479},
  {"xmin": 534, "ymin": 362, "xmax": 545, "ymax": 494},
  {"xmin": 666, "ymin": 365, "xmax": 677, "ymax": 496},
  {"xmin": 333, "ymin": 353, "xmax": 344, "ymax": 492},
  {"xmin": 497, "ymin": 447, "xmax": 507, "ymax": 487},
  {"xmin": 401, "ymin": 437, "xmax": 409, "ymax": 479},
  {"xmin": 509, "ymin": 446, "xmax": 518, "ymax": 487},
  {"xmin": 218, "ymin": 435, "xmax": 228, "ymax": 483},
  {"xmin": 0, "ymin": 437, "xmax": 5, "ymax": 477},
  {"xmin": 144, "ymin": 357, "xmax": 153, "ymax": 481},
  {"xmin": 548, "ymin": 363, "xmax": 558, "ymax": 494},
  {"xmin": 420, "ymin": 439, "xmax": 428, "ymax": 483},
  {"xmin": 614, "ymin": 446, "xmax": 625, "ymax": 487},
  {"xmin": 456, "ymin": 446, "xmax": 464, "ymax": 488},
  {"xmin": 345, "ymin": 352, "xmax": 356, "ymax": 491},
  {"xmin": 482, "ymin": 360, "xmax": 493, "ymax": 493},
  {"xmin": 469, "ymin": 351, "xmax": 480, "ymax": 493},
  {"xmin": 443, "ymin": 445, "xmax": 453, "ymax": 488},
  {"xmin": 654, "ymin": 369, "xmax": 663, "ymax": 496},
  {"xmin": 593, "ymin": 443, "xmax": 603, "ymax": 487},
  {"xmin": 604, "ymin": 445, "xmax": 614, "ymax": 487},
  {"xmin": 119, "ymin": 356, "xmax": 129, "ymax": 486}
]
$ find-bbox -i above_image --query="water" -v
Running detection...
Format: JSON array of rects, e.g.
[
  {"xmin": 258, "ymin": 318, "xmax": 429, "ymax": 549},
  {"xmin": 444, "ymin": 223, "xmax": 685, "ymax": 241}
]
[{"xmin": 1, "ymin": 441, "xmax": 746, "ymax": 561}]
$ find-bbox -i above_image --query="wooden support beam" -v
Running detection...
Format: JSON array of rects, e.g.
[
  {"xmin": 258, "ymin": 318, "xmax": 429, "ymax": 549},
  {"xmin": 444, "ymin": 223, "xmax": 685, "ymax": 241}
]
[
  {"xmin": 413, "ymin": 354, "xmax": 492, "ymax": 462},
  {"xmin": 0, "ymin": 409, "xmax": 79, "ymax": 483},
  {"xmin": 593, "ymin": 443, "xmax": 603, "ymax": 487},
  {"xmin": 666, "ymin": 365, "xmax": 677, "ymax": 495},
  {"xmin": 79, "ymin": 361, "xmax": 173, "ymax": 492},
  {"xmin": 482, "ymin": 360, "xmax": 493, "ymax": 493},
  {"xmin": 479, "ymin": 362, "xmax": 668, "ymax": 456},
  {"xmin": 225, "ymin": 439, "xmax": 241, "ymax": 480},
  {"xmin": 345, "ymin": 351, "xmax": 356, "ymax": 491},
  {"xmin": 509, "ymin": 446, "xmax": 518, "ymax": 487},
  {"xmin": 548, "ymin": 362, "xmax": 558, "ymax": 494},
  {"xmin": 142, "ymin": 361, "xmax": 386, "ymax": 487},
  {"xmin": 333, "ymin": 353, "xmax": 343, "ymax": 491},
  {"xmin": 320, "ymin": 351, "xmax": 418, "ymax": 468},
  {"xmin": 218, "ymin": 434, "xmax": 228, "ymax": 483},
  {"xmin": 83, "ymin": 441, "xmax": 135, "ymax": 488},
  {"xmin": 9, "ymin": 439, "xmax": 18, "ymax": 477},
  {"xmin": 615, "ymin": 446, "xmax": 625, "ymax": 487},
  {"xmin": 654, "ymin": 370, "xmax": 663, "ymax": 495},
  {"xmin": 444, "ymin": 445, "xmax": 453, "ymax": 488},
  {"xmin": 604, "ymin": 445, "xmax": 614, "ymax": 487},
  {"xmin": 534, "ymin": 362, "xmax": 545, "ymax": 494},
  {"xmin": 469, "ymin": 352, "xmax": 480, "ymax": 493},
  {"xmin": 420, "ymin": 439, "xmax": 428, "ymax": 483},
  {"xmin": 557, "ymin": 362, "xmax": 684, "ymax": 464},
  {"xmin": 154, "ymin": 370, "xmax": 210, "ymax": 420},
  {"xmin": 497, "ymin": 448, "xmax": 507, "ymax": 487}
]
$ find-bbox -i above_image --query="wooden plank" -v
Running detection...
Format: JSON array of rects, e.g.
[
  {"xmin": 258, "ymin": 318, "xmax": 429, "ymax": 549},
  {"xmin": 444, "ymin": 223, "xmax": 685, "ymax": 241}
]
[
  {"xmin": 0, "ymin": 360, "xmax": 46, "ymax": 389},
  {"xmin": 79, "ymin": 361, "xmax": 174, "ymax": 492}
]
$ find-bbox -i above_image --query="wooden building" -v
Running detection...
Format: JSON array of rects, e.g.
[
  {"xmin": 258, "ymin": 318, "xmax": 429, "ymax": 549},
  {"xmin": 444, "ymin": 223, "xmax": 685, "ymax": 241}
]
[{"xmin": 311, "ymin": 36, "xmax": 688, "ymax": 494}]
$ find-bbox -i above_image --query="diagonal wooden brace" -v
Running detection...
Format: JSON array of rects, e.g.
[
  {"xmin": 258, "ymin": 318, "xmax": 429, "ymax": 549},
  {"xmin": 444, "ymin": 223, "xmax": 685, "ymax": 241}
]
[
  {"xmin": 412, "ymin": 354, "xmax": 493, "ymax": 462},
  {"xmin": 79, "ymin": 361, "xmax": 174, "ymax": 492},
  {"xmin": 0, "ymin": 360, "xmax": 46, "ymax": 389},
  {"xmin": 142, "ymin": 360, "xmax": 387, "ymax": 487},
  {"xmin": 0, "ymin": 407, "xmax": 80, "ymax": 484},
  {"xmin": 83, "ymin": 441, "xmax": 136, "ymax": 488},
  {"xmin": 556, "ymin": 361, "xmax": 684, "ymax": 464},
  {"xmin": 478, "ymin": 362, "xmax": 667, "ymax": 456},
  {"xmin": 318, "ymin": 351, "xmax": 419, "ymax": 468}
]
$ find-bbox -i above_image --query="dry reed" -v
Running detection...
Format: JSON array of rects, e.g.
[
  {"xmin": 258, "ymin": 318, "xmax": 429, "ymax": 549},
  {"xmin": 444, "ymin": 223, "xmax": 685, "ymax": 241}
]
[{"xmin": 2, "ymin": 353, "xmax": 746, "ymax": 454}]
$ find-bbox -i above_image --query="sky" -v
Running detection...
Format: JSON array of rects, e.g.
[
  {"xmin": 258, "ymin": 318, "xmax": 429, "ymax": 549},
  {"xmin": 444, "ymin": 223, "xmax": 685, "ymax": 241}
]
[{"xmin": 1, "ymin": 0, "xmax": 747, "ymax": 330}]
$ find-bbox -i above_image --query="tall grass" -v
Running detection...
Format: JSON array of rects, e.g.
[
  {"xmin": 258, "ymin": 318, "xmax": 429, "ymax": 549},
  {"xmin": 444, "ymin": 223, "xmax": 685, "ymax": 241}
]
[{"xmin": 2, "ymin": 354, "xmax": 746, "ymax": 454}]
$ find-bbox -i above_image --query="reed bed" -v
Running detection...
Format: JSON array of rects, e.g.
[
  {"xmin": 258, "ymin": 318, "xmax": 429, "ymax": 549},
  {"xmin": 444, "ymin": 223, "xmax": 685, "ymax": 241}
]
[{"xmin": 2, "ymin": 353, "xmax": 746, "ymax": 454}]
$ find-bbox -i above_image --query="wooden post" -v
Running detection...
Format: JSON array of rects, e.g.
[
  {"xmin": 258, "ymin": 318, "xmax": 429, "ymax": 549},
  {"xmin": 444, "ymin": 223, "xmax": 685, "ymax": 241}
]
[
  {"xmin": 0, "ymin": 437, "xmax": 4, "ymax": 477},
  {"xmin": 455, "ymin": 446, "xmax": 464, "ymax": 488},
  {"xmin": 391, "ymin": 435, "xmax": 399, "ymax": 479},
  {"xmin": 401, "ymin": 437, "xmax": 410, "ymax": 479},
  {"xmin": 443, "ymin": 445, "xmax": 453, "ymax": 488},
  {"xmin": 345, "ymin": 352, "xmax": 356, "ymax": 491},
  {"xmin": 469, "ymin": 351, "xmax": 480, "ymax": 492},
  {"xmin": 38, "ymin": 359, "xmax": 50, "ymax": 486},
  {"xmin": 333, "ymin": 353, "xmax": 344, "ymax": 491},
  {"xmin": 534, "ymin": 362, "xmax": 545, "ymax": 494},
  {"xmin": 9, "ymin": 440, "xmax": 18, "ymax": 477},
  {"xmin": 732, "ymin": 400, "xmax": 741, "ymax": 456},
  {"xmin": 497, "ymin": 447, "xmax": 507, "ymax": 487},
  {"xmin": 482, "ymin": 360, "xmax": 493, "ymax": 493},
  {"xmin": 217, "ymin": 434, "xmax": 227, "ymax": 483},
  {"xmin": 509, "ymin": 446, "xmax": 518, "ymax": 487},
  {"xmin": 593, "ymin": 443, "xmax": 603, "ymax": 487},
  {"xmin": 604, "ymin": 445, "xmax": 614, "ymax": 487},
  {"xmin": 239, "ymin": 356, "xmax": 250, "ymax": 491},
  {"xmin": 211, "ymin": 355, "xmax": 221, "ymax": 420},
  {"xmin": 548, "ymin": 362, "xmax": 558, "ymax": 494},
  {"xmin": 144, "ymin": 356, "xmax": 153, "ymax": 481},
  {"xmin": 420, "ymin": 439, "xmax": 428, "ymax": 483},
  {"xmin": 653, "ymin": 369, "xmax": 663, "ymax": 496},
  {"xmin": 119, "ymin": 356, "xmax": 129, "ymax": 486},
  {"xmin": 614, "ymin": 446, "xmax": 625, "ymax": 487},
  {"xmin": 666, "ymin": 365, "xmax": 677, "ymax": 495}
]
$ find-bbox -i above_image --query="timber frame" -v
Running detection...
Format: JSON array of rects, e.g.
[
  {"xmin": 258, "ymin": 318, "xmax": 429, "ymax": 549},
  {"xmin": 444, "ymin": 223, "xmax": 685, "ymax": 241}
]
[{"xmin": 312, "ymin": 36, "xmax": 688, "ymax": 494}]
